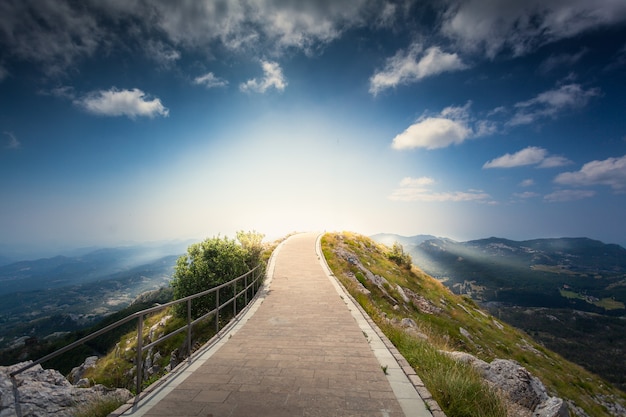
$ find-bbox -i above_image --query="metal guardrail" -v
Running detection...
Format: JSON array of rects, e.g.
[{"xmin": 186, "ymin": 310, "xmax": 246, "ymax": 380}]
[{"xmin": 9, "ymin": 264, "xmax": 263, "ymax": 395}]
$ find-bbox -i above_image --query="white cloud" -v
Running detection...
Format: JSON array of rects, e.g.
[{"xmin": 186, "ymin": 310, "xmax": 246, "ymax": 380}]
[
  {"xmin": 539, "ymin": 49, "xmax": 587, "ymax": 74},
  {"xmin": 240, "ymin": 61, "xmax": 287, "ymax": 93},
  {"xmin": 118, "ymin": 0, "xmax": 386, "ymax": 54},
  {"xmin": 520, "ymin": 179, "xmax": 535, "ymax": 187},
  {"xmin": 194, "ymin": 72, "xmax": 228, "ymax": 88},
  {"xmin": 392, "ymin": 118, "xmax": 470, "ymax": 150},
  {"xmin": 3, "ymin": 131, "xmax": 20, "ymax": 149},
  {"xmin": 508, "ymin": 84, "xmax": 600, "ymax": 126},
  {"xmin": 441, "ymin": 0, "xmax": 626, "ymax": 58},
  {"xmin": 76, "ymin": 88, "xmax": 169, "ymax": 119},
  {"xmin": 399, "ymin": 176, "xmax": 435, "ymax": 187},
  {"xmin": 369, "ymin": 43, "xmax": 468, "ymax": 95},
  {"xmin": 145, "ymin": 40, "xmax": 181, "ymax": 67},
  {"xmin": 392, "ymin": 102, "xmax": 493, "ymax": 150},
  {"xmin": 483, "ymin": 146, "xmax": 571, "ymax": 169},
  {"xmin": 554, "ymin": 154, "xmax": 626, "ymax": 190},
  {"xmin": 484, "ymin": 147, "xmax": 546, "ymax": 168},
  {"xmin": 539, "ymin": 156, "xmax": 572, "ymax": 168},
  {"xmin": 389, "ymin": 176, "xmax": 491, "ymax": 202},
  {"xmin": 544, "ymin": 189, "xmax": 596, "ymax": 202}
]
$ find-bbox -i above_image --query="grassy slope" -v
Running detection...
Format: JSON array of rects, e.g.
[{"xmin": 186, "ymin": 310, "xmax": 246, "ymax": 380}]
[{"xmin": 321, "ymin": 232, "xmax": 626, "ymax": 417}]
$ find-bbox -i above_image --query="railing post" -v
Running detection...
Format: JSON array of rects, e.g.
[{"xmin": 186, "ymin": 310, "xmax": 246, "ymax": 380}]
[
  {"xmin": 215, "ymin": 289, "xmax": 220, "ymax": 333},
  {"xmin": 186, "ymin": 299, "xmax": 192, "ymax": 359},
  {"xmin": 136, "ymin": 314, "xmax": 143, "ymax": 395},
  {"xmin": 245, "ymin": 274, "xmax": 248, "ymax": 305},
  {"xmin": 233, "ymin": 281, "xmax": 237, "ymax": 316}
]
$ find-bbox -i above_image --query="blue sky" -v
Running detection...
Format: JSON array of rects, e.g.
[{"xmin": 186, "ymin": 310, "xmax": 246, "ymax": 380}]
[{"xmin": 1, "ymin": 0, "xmax": 626, "ymax": 252}]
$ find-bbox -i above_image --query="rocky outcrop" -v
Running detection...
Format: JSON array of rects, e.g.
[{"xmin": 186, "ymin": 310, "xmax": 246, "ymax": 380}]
[
  {"xmin": 446, "ymin": 352, "xmax": 569, "ymax": 417},
  {"xmin": 68, "ymin": 355, "xmax": 98, "ymax": 386},
  {"xmin": 0, "ymin": 362, "xmax": 131, "ymax": 417},
  {"xmin": 335, "ymin": 247, "xmax": 398, "ymax": 304}
]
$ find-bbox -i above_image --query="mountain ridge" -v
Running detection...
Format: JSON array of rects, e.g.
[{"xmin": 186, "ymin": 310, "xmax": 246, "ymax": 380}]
[{"xmin": 371, "ymin": 232, "xmax": 626, "ymax": 392}]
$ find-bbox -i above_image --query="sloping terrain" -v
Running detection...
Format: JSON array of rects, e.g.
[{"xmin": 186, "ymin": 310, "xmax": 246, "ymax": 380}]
[
  {"xmin": 371, "ymin": 234, "xmax": 626, "ymax": 391},
  {"xmin": 323, "ymin": 232, "xmax": 626, "ymax": 417}
]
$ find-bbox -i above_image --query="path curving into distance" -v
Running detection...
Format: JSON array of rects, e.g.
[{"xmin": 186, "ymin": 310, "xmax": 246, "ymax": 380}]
[{"xmin": 118, "ymin": 232, "xmax": 434, "ymax": 417}]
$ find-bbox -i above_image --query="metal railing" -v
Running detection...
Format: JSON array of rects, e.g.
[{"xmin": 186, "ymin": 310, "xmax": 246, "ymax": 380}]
[{"xmin": 10, "ymin": 264, "xmax": 263, "ymax": 395}]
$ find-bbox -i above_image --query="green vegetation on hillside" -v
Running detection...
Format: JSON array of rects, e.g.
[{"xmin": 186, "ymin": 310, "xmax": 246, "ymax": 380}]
[
  {"xmin": 321, "ymin": 232, "xmax": 626, "ymax": 417},
  {"xmin": 80, "ymin": 231, "xmax": 270, "ymax": 393}
]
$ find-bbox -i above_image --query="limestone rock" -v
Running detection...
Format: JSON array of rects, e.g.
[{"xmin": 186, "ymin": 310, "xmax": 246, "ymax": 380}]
[
  {"xmin": 148, "ymin": 315, "xmax": 172, "ymax": 343},
  {"xmin": 396, "ymin": 285, "xmax": 410, "ymax": 303},
  {"xmin": 445, "ymin": 352, "xmax": 569, "ymax": 417},
  {"xmin": 1, "ymin": 362, "xmax": 132, "ymax": 417},
  {"xmin": 401, "ymin": 318, "xmax": 418, "ymax": 328},
  {"xmin": 68, "ymin": 355, "xmax": 98, "ymax": 384},
  {"xmin": 534, "ymin": 397, "xmax": 568, "ymax": 417}
]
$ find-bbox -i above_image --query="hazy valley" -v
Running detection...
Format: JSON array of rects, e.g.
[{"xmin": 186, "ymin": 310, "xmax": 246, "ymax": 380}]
[
  {"xmin": 0, "ymin": 242, "xmax": 192, "ymax": 352},
  {"xmin": 372, "ymin": 233, "xmax": 626, "ymax": 391}
]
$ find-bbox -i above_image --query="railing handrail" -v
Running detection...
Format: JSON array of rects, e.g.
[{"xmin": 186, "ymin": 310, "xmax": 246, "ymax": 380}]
[{"xmin": 9, "ymin": 264, "xmax": 262, "ymax": 385}]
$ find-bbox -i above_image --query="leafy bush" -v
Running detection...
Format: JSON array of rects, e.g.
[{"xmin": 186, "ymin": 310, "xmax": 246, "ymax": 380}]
[{"xmin": 170, "ymin": 232, "xmax": 265, "ymax": 319}]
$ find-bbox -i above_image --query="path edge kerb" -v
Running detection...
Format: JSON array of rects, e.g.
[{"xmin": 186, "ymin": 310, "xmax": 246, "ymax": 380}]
[{"xmin": 315, "ymin": 233, "xmax": 448, "ymax": 417}]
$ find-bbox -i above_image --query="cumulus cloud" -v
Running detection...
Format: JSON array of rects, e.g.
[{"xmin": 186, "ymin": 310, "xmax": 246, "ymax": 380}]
[
  {"xmin": 392, "ymin": 102, "xmax": 493, "ymax": 150},
  {"xmin": 483, "ymin": 146, "xmax": 571, "ymax": 169},
  {"xmin": 554, "ymin": 154, "xmax": 626, "ymax": 190},
  {"xmin": 240, "ymin": 61, "xmax": 287, "ymax": 93},
  {"xmin": 76, "ymin": 88, "xmax": 169, "ymax": 119},
  {"xmin": 389, "ymin": 176, "xmax": 491, "ymax": 202},
  {"xmin": 519, "ymin": 179, "xmax": 535, "ymax": 187},
  {"xmin": 544, "ymin": 189, "xmax": 596, "ymax": 202},
  {"xmin": 441, "ymin": 0, "xmax": 626, "ymax": 58},
  {"xmin": 508, "ymin": 84, "xmax": 600, "ymax": 126},
  {"xmin": 369, "ymin": 43, "xmax": 468, "ymax": 95},
  {"xmin": 3, "ymin": 131, "xmax": 20, "ymax": 149},
  {"xmin": 194, "ymin": 72, "xmax": 228, "ymax": 88}
]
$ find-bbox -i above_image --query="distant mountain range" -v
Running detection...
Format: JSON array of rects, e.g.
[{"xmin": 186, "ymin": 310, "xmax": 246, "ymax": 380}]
[
  {"xmin": 0, "ymin": 241, "xmax": 194, "ymax": 296},
  {"xmin": 371, "ymin": 234, "xmax": 626, "ymax": 312},
  {"xmin": 0, "ymin": 241, "xmax": 194, "ymax": 350},
  {"xmin": 371, "ymin": 233, "xmax": 626, "ymax": 389}
]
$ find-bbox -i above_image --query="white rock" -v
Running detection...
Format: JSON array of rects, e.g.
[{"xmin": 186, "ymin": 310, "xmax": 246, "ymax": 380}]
[{"xmin": 0, "ymin": 362, "xmax": 132, "ymax": 417}]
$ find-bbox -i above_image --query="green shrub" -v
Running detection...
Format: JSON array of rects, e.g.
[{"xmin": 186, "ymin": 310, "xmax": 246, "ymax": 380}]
[
  {"xmin": 171, "ymin": 233, "xmax": 262, "ymax": 319},
  {"xmin": 388, "ymin": 242, "xmax": 413, "ymax": 269}
]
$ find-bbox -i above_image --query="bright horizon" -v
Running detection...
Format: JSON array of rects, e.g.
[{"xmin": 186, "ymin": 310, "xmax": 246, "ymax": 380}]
[{"xmin": 1, "ymin": 1, "xmax": 626, "ymax": 254}]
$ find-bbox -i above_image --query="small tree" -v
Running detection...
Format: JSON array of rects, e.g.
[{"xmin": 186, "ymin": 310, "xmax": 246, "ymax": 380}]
[
  {"xmin": 388, "ymin": 241, "xmax": 412, "ymax": 270},
  {"xmin": 171, "ymin": 236, "xmax": 249, "ymax": 319}
]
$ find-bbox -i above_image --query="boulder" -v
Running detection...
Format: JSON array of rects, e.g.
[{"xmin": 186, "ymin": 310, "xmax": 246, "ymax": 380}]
[
  {"xmin": 1, "ymin": 362, "xmax": 131, "ymax": 417},
  {"xmin": 445, "ymin": 352, "xmax": 569, "ymax": 417},
  {"xmin": 68, "ymin": 355, "xmax": 98, "ymax": 384}
]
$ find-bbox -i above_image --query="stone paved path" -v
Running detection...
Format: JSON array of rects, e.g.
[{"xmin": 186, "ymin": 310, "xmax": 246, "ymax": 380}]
[{"xmin": 119, "ymin": 232, "xmax": 432, "ymax": 417}]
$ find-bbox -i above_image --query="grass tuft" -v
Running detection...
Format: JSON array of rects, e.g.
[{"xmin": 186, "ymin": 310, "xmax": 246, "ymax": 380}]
[{"xmin": 73, "ymin": 394, "xmax": 127, "ymax": 417}]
